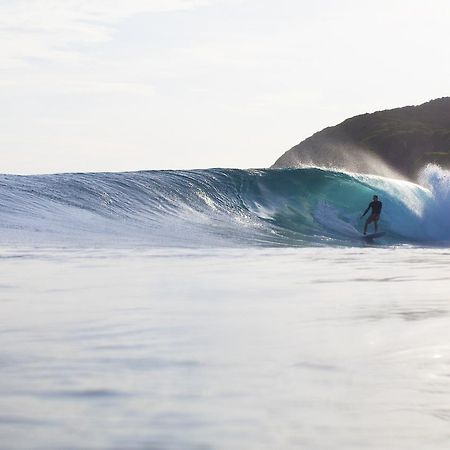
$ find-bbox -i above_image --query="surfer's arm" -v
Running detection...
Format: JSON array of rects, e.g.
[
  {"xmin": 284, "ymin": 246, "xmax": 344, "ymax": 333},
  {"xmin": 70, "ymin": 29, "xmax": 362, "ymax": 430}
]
[{"xmin": 361, "ymin": 205, "xmax": 370, "ymax": 218}]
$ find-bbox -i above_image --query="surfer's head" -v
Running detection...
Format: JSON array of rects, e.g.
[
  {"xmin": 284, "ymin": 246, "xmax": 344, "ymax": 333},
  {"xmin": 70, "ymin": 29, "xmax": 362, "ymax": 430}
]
[{"xmin": 373, "ymin": 195, "xmax": 378, "ymax": 201}]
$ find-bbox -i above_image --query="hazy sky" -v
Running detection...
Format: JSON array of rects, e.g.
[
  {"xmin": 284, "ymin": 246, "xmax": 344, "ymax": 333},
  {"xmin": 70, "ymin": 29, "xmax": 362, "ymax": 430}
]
[{"xmin": 1, "ymin": 0, "xmax": 449, "ymax": 174}]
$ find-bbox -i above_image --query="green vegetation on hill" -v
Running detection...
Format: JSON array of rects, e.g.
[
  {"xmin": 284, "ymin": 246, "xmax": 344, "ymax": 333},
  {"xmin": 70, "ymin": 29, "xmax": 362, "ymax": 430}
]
[{"xmin": 272, "ymin": 97, "xmax": 450, "ymax": 180}]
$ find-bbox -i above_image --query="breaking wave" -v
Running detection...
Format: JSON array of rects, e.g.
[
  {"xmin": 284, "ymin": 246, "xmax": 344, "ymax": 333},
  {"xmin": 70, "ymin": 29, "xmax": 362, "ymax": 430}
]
[{"xmin": 0, "ymin": 164, "xmax": 448, "ymax": 247}]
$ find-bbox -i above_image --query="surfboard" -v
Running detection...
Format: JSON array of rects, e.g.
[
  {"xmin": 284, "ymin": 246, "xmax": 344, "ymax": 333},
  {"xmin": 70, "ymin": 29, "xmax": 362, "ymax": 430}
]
[{"xmin": 362, "ymin": 231, "xmax": 385, "ymax": 240}]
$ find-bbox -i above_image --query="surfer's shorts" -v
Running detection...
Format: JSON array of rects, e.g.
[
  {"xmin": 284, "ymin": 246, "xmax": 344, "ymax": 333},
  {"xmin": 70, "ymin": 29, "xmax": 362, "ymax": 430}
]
[{"xmin": 367, "ymin": 214, "xmax": 380, "ymax": 222}]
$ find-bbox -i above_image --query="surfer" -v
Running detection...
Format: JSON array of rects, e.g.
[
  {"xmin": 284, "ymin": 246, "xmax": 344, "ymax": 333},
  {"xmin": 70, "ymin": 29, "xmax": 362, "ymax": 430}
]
[{"xmin": 361, "ymin": 195, "xmax": 382, "ymax": 235}]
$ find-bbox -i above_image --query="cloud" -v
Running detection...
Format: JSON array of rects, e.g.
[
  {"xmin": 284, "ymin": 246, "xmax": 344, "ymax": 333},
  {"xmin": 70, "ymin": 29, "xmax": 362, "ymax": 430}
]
[
  {"xmin": 0, "ymin": 76, "xmax": 155, "ymax": 96},
  {"xmin": 1, "ymin": 0, "xmax": 211, "ymax": 28},
  {"xmin": 0, "ymin": 0, "xmax": 211, "ymax": 67}
]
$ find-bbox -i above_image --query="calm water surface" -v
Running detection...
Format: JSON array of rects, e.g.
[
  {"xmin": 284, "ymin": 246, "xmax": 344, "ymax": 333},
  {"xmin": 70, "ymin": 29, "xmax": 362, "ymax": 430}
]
[{"xmin": 1, "ymin": 247, "xmax": 450, "ymax": 449}]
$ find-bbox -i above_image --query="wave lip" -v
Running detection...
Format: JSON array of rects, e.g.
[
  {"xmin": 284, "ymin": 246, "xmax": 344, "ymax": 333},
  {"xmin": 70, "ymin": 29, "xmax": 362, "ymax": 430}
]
[{"xmin": 0, "ymin": 166, "xmax": 447, "ymax": 247}]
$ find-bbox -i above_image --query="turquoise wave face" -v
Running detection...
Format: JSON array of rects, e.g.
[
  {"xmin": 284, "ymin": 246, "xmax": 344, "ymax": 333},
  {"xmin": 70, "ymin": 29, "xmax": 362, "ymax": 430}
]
[{"xmin": 0, "ymin": 166, "xmax": 446, "ymax": 247}]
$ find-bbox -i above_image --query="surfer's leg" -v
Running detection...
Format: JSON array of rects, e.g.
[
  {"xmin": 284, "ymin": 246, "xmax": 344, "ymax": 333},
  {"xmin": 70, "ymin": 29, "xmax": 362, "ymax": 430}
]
[
  {"xmin": 374, "ymin": 220, "xmax": 378, "ymax": 232},
  {"xmin": 364, "ymin": 218, "xmax": 370, "ymax": 235}
]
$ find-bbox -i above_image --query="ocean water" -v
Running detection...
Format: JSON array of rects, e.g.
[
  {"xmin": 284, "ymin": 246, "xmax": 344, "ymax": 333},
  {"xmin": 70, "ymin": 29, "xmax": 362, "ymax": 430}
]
[
  {"xmin": 2, "ymin": 164, "xmax": 450, "ymax": 248},
  {"xmin": 1, "ymin": 165, "xmax": 450, "ymax": 449}
]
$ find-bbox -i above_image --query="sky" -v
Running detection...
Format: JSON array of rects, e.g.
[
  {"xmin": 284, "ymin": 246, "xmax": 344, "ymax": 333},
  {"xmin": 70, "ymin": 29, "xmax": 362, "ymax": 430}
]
[{"xmin": 1, "ymin": 0, "xmax": 449, "ymax": 174}]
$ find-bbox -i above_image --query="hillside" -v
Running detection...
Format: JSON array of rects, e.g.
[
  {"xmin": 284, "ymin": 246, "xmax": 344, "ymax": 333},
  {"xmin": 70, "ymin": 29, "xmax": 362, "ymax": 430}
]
[{"xmin": 272, "ymin": 97, "xmax": 450, "ymax": 180}]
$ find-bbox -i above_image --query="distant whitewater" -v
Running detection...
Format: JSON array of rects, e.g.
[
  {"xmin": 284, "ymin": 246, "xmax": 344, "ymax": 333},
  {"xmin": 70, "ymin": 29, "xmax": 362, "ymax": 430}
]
[{"xmin": 1, "ymin": 164, "xmax": 449, "ymax": 247}]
